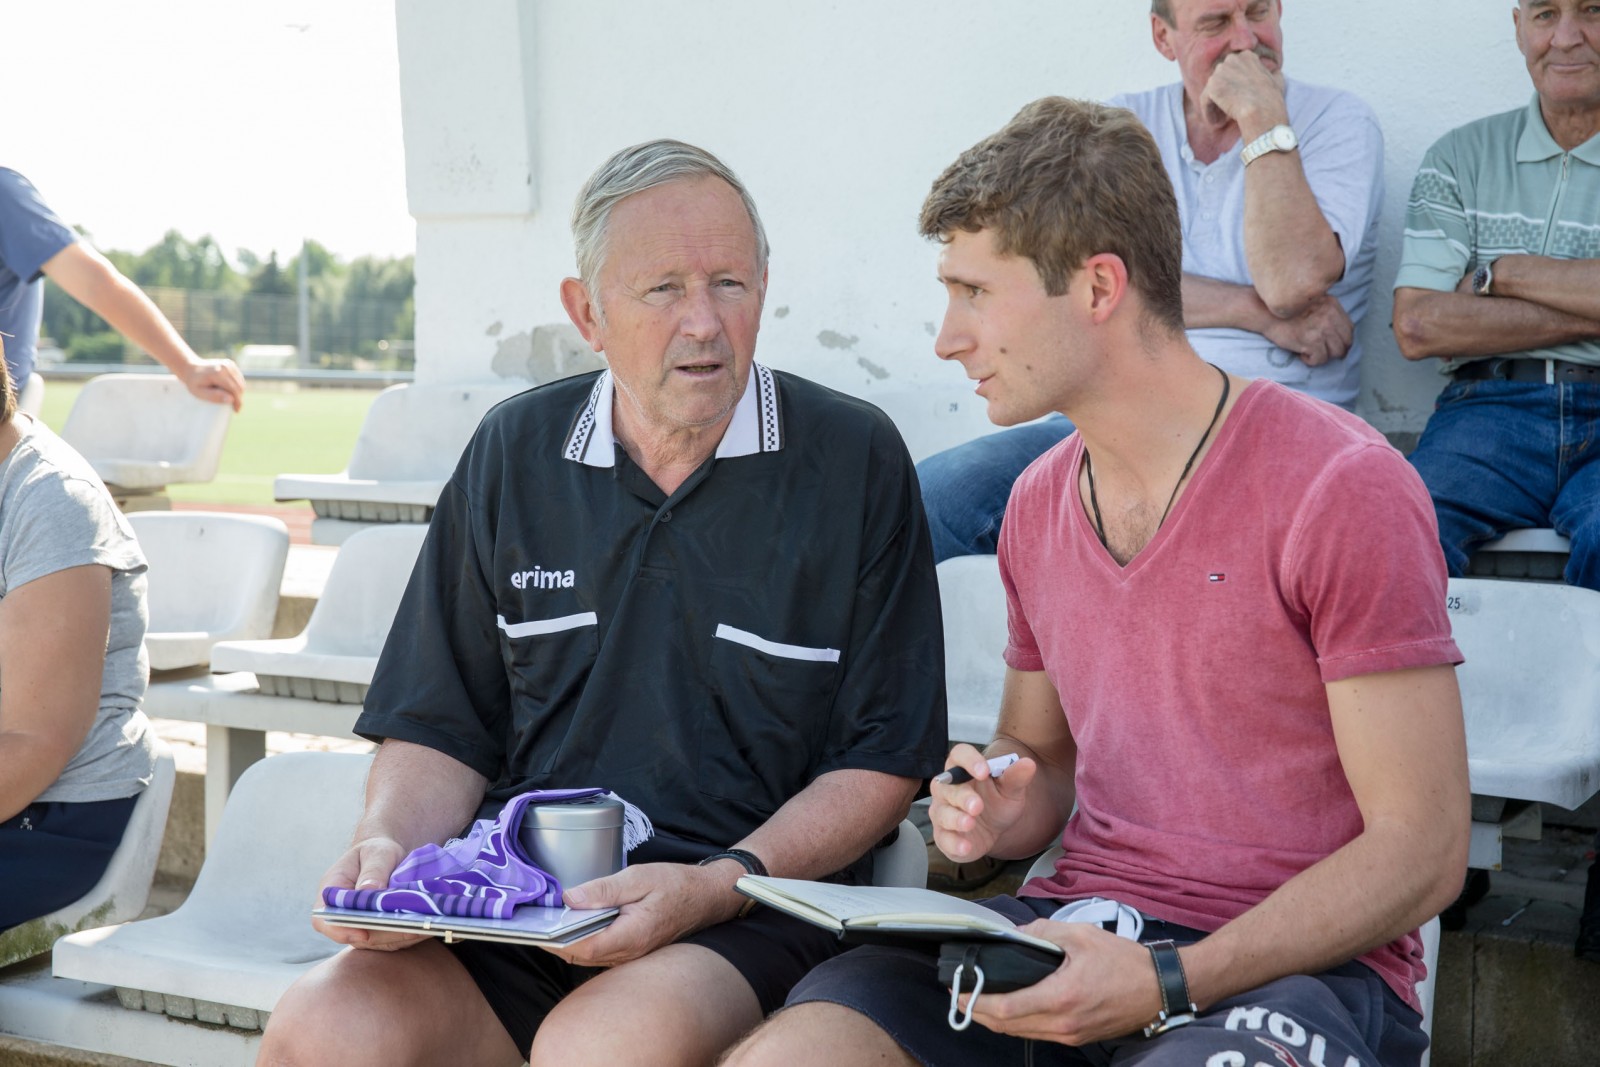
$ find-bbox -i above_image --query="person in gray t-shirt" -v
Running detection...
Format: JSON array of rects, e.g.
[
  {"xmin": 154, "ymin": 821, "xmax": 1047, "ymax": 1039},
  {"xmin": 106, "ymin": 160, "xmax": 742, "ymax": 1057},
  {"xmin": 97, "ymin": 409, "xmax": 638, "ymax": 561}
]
[{"xmin": 0, "ymin": 353, "xmax": 154, "ymax": 932}]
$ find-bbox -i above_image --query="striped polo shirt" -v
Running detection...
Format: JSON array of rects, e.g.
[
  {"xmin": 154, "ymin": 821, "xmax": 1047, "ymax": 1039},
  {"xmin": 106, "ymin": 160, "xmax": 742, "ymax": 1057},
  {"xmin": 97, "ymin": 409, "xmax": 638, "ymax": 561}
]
[{"xmin": 1395, "ymin": 95, "xmax": 1600, "ymax": 370}]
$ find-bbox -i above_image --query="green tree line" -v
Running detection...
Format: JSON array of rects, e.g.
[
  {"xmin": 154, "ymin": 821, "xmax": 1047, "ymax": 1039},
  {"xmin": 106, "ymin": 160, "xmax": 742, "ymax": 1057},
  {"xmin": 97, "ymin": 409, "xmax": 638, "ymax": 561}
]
[{"xmin": 43, "ymin": 230, "xmax": 416, "ymax": 370}]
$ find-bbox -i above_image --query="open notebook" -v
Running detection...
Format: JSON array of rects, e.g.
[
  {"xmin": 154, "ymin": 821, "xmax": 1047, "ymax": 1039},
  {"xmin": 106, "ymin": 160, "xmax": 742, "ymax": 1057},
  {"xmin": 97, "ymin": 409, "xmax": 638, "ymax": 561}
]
[
  {"xmin": 735, "ymin": 876, "xmax": 1063, "ymax": 955},
  {"xmin": 314, "ymin": 904, "xmax": 618, "ymax": 947}
]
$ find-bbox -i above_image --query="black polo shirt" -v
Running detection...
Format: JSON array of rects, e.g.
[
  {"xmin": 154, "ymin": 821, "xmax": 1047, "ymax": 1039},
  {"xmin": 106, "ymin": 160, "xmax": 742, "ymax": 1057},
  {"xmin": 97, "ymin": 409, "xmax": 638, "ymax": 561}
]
[{"xmin": 357, "ymin": 364, "xmax": 947, "ymax": 869}]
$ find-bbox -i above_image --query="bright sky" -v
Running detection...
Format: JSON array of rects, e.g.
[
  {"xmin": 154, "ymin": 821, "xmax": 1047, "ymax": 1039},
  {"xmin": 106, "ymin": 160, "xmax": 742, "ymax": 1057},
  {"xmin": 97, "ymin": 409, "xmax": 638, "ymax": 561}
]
[{"xmin": 4, "ymin": 0, "xmax": 413, "ymax": 264}]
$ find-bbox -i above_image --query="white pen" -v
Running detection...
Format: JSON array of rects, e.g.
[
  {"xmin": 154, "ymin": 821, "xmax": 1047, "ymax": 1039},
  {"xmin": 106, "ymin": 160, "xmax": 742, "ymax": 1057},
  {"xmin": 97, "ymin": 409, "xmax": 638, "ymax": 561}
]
[{"xmin": 932, "ymin": 752, "xmax": 1020, "ymax": 786}]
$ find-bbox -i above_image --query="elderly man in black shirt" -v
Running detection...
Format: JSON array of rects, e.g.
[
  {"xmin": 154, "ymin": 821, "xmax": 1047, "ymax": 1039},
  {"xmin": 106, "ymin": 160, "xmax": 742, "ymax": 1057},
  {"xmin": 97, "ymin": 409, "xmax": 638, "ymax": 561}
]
[{"xmin": 258, "ymin": 141, "xmax": 947, "ymax": 1067}]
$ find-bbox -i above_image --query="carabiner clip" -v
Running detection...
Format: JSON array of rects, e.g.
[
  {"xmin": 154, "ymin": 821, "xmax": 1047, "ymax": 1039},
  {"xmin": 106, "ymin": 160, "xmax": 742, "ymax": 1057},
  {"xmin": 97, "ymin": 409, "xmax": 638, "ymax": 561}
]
[{"xmin": 946, "ymin": 960, "xmax": 986, "ymax": 1031}]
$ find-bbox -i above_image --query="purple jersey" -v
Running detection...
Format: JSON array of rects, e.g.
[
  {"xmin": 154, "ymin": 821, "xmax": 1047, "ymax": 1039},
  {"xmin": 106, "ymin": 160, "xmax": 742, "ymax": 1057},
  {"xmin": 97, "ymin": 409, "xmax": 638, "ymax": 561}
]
[{"xmin": 323, "ymin": 788, "xmax": 652, "ymax": 919}]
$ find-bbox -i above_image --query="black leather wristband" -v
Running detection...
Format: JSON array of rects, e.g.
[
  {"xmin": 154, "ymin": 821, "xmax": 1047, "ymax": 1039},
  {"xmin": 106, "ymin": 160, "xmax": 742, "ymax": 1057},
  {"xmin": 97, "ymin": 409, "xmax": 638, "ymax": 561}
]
[
  {"xmin": 699, "ymin": 849, "xmax": 768, "ymax": 918},
  {"xmin": 1142, "ymin": 940, "xmax": 1197, "ymax": 1038},
  {"xmin": 697, "ymin": 848, "xmax": 769, "ymax": 878}
]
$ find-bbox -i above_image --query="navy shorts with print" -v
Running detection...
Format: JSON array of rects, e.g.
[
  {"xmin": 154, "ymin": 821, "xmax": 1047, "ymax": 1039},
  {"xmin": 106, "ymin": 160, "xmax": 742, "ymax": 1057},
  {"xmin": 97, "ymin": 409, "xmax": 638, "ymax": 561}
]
[{"xmin": 0, "ymin": 795, "xmax": 138, "ymax": 932}]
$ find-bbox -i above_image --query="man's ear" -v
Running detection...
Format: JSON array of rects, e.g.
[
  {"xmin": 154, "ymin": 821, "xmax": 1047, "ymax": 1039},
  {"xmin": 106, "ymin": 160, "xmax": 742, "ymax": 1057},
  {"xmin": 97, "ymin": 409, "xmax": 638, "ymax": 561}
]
[
  {"xmin": 1151, "ymin": 12, "xmax": 1178, "ymax": 62},
  {"xmin": 560, "ymin": 277, "xmax": 605, "ymax": 353},
  {"xmin": 1082, "ymin": 254, "xmax": 1130, "ymax": 326}
]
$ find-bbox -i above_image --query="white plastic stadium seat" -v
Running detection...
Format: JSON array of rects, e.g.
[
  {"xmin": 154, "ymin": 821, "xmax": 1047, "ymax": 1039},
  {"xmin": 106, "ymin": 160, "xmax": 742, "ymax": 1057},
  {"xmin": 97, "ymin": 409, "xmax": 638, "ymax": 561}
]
[
  {"xmin": 0, "ymin": 741, "xmax": 176, "ymax": 969},
  {"xmin": 33, "ymin": 751, "xmax": 369, "ymax": 1057},
  {"xmin": 1449, "ymin": 577, "xmax": 1600, "ymax": 812},
  {"xmin": 128, "ymin": 512, "xmax": 290, "ymax": 670},
  {"xmin": 18, "ymin": 372, "xmax": 45, "ymax": 416},
  {"xmin": 208, "ymin": 523, "xmax": 427, "ymax": 703},
  {"xmin": 1466, "ymin": 527, "xmax": 1571, "ymax": 581},
  {"xmin": 870, "ymin": 819, "xmax": 930, "ymax": 889},
  {"xmin": 273, "ymin": 381, "xmax": 525, "ymax": 544},
  {"xmin": 141, "ymin": 668, "xmax": 365, "ymax": 847},
  {"xmin": 937, "ymin": 555, "xmax": 1009, "ymax": 745},
  {"xmin": 59, "ymin": 373, "xmax": 232, "ymax": 494}
]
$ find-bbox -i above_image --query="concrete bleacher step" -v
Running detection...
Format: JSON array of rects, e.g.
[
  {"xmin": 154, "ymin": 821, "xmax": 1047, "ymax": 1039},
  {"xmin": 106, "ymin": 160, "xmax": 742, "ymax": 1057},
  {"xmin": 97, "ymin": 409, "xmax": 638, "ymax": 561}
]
[
  {"xmin": 311, "ymin": 497, "xmax": 431, "ymax": 523},
  {"xmin": 251, "ymin": 674, "xmax": 368, "ymax": 703},
  {"xmin": 111, "ymin": 986, "xmax": 267, "ymax": 1031}
]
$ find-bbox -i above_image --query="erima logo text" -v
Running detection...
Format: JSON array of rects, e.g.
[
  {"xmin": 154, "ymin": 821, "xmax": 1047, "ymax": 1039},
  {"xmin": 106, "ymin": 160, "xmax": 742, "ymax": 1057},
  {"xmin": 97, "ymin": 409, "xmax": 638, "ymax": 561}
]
[{"xmin": 511, "ymin": 566, "xmax": 575, "ymax": 590}]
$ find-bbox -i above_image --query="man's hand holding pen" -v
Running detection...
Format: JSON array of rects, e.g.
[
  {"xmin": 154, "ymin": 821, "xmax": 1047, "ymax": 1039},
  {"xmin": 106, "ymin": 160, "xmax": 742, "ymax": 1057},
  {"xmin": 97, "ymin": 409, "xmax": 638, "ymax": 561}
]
[{"xmin": 929, "ymin": 745, "xmax": 1037, "ymax": 864}]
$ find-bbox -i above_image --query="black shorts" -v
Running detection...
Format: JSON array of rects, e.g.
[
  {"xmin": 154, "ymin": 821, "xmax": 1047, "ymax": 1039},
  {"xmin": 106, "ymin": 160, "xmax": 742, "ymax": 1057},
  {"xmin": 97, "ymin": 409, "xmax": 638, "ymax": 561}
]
[
  {"xmin": 0, "ymin": 794, "xmax": 138, "ymax": 932},
  {"xmin": 449, "ymin": 905, "xmax": 843, "ymax": 1055},
  {"xmin": 787, "ymin": 895, "xmax": 1429, "ymax": 1067}
]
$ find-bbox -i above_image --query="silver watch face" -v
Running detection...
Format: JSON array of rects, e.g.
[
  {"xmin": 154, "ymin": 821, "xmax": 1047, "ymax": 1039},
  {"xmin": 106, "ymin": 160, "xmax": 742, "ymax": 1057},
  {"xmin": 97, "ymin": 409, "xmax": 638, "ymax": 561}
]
[{"xmin": 1271, "ymin": 126, "xmax": 1297, "ymax": 150}]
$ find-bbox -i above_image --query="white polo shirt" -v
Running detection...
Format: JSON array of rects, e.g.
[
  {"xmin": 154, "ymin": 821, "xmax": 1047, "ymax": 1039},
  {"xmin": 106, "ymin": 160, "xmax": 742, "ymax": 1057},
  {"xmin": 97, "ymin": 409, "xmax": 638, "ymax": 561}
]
[{"xmin": 1111, "ymin": 79, "xmax": 1385, "ymax": 409}]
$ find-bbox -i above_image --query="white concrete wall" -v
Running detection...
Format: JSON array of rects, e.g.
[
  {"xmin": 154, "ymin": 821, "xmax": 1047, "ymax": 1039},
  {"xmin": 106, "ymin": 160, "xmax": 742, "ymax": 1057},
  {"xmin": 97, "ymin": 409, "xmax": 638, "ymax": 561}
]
[{"xmin": 396, "ymin": 0, "xmax": 1531, "ymax": 435}]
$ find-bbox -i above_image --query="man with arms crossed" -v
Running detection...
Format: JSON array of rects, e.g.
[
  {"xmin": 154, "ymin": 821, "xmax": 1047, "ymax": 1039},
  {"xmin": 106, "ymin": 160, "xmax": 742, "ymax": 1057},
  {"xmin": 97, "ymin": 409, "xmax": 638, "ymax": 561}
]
[
  {"xmin": 258, "ymin": 141, "xmax": 947, "ymax": 1066},
  {"xmin": 726, "ymin": 98, "xmax": 1468, "ymax": 1067},
  {"xmin": 917, "ymin": 0, "xmax": 1383, "ymax": 561},
  {"xmin": 1391, "ymin": 0, "xmax": 1600, "ymax": 960}
]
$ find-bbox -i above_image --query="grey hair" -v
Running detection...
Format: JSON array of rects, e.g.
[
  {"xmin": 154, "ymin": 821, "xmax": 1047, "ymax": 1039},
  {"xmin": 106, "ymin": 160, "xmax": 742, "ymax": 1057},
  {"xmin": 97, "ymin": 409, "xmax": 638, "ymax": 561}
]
[
  {"xmin": 1151, "ymin": 0, "xmax": 1173, "ymax": 22},
  {"xmin": 571, "ymin": 139, "xmax": 769, "ymax": 307}
]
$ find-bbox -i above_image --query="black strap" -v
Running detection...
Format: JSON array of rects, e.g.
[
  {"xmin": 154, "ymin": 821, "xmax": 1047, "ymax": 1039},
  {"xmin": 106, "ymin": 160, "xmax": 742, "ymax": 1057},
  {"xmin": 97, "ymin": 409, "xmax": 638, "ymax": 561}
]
[
  {"xmin": 697, "ymin": 847, "xmax": 769, "ymax": 878},
  {"xmin": 700, "ymin": 848, "xmax": 769, "ymax": 919},
  {"xmin": 1453, "ymin": 357, "xmax": 1600, "ymax": 383},
  {"xmin": 1142, "ymin": 940, "xmax": 1197, "ymax": 1038}
]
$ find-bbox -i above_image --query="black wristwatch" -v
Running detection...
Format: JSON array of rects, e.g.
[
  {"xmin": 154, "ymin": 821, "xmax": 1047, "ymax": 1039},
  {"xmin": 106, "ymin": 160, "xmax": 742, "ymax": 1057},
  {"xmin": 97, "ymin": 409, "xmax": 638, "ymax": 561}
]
[
  {"xmin": 1142, "ymin": 940, "xmax": 1198, "ymax": 1038},
  {"xmin": 1471, "ymin": 258, "xmax": 1497, "ymax": 296}
]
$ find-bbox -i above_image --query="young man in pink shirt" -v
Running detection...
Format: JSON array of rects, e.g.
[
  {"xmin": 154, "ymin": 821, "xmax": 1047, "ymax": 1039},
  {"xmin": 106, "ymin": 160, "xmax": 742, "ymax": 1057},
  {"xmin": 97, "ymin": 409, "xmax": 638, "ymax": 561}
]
[{"xmin": 726, "ymin": 97, "xmax": 1470, "ymax": 1067}]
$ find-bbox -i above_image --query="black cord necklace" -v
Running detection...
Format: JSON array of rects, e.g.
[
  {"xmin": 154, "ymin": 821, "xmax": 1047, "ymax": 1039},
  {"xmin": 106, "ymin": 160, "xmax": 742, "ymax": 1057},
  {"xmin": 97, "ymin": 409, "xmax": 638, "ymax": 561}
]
[{"xmin": 1085, "ymin": 363, "xmax": 1230, "ymax": 553}]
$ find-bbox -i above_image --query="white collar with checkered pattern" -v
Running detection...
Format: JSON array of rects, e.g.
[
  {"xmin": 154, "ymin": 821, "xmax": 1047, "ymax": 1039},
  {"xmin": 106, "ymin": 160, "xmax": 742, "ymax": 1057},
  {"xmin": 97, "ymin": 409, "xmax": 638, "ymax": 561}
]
[{"xmin": 561, "ymin": 362, "xmax": 784, "ymax": 468}]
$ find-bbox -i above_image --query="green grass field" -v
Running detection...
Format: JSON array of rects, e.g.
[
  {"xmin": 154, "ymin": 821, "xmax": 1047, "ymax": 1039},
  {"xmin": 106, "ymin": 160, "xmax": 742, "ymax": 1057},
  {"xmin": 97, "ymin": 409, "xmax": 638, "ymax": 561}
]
[{"xmin": 39, "ymin": 382, "xmax": 376, "ymax": 507}]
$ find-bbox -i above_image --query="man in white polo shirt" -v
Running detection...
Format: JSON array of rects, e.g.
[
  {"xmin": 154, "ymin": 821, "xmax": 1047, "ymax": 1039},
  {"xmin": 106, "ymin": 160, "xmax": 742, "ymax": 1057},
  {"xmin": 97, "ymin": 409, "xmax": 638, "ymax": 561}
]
[{"xmin": 916, "ymin": 0, "xmax": 1384, "ymax": 562}]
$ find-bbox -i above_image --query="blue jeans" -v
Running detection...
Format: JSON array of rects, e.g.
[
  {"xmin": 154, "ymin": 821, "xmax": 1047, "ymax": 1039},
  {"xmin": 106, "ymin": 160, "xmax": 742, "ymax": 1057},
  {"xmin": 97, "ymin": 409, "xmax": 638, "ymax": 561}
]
[
  {"xmin": 915, "ymin": 416, "xmax": 1076, "ymax": 562},
  {"xmin": 1408, "ymin": 378, "xmax": 1600, "ymax": 591}
]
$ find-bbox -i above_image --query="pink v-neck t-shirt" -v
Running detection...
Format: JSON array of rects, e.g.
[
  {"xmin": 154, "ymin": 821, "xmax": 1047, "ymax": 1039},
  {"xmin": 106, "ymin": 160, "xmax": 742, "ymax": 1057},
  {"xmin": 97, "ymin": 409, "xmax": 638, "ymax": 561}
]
[{"xmin": 1001, "ymin": 380, "xmax": 1460, "ymax": 1012}]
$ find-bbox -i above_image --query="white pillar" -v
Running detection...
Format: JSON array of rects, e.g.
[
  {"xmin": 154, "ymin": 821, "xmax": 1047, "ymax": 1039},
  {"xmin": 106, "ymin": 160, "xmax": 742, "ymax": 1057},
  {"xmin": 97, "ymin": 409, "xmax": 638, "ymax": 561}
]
[{"xmin": 397, "ymin": 0, "xmax": 555, "ymax": 386}]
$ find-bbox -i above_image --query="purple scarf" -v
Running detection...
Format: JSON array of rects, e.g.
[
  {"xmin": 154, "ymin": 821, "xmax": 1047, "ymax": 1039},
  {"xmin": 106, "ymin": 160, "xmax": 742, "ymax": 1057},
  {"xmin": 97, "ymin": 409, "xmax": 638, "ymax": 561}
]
[{"xmin": 322, "ymin": 788, "xmax": 652, "ymax": 919}]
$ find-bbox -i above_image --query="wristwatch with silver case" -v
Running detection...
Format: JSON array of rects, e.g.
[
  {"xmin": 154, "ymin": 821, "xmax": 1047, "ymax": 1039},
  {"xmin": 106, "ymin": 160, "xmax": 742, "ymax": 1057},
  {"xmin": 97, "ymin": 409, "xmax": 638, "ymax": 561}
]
[
  {"xmin": 1240, "ymin": 124, "xmax": 1298, "ymax": 167},
  {"xmin": 1471, "ymin": 258, "xmax": 1497, "ymax": 296}
]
